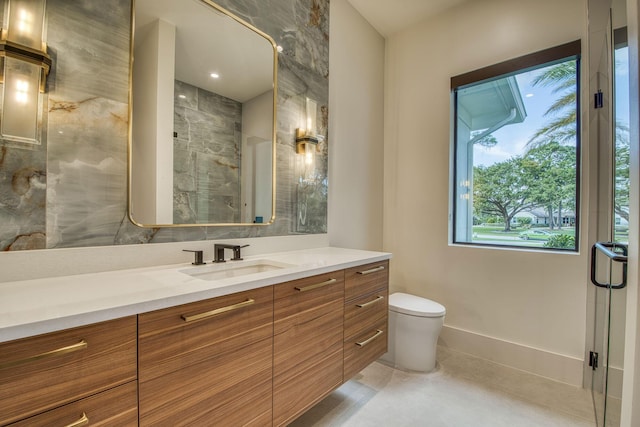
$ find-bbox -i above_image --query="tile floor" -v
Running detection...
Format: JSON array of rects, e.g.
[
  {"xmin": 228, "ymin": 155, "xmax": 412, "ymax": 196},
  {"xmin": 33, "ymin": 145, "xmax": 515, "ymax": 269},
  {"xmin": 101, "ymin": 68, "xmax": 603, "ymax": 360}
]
[{"xmin": 291, "ymin": 346, "xmax": 598, "ymax": 427}]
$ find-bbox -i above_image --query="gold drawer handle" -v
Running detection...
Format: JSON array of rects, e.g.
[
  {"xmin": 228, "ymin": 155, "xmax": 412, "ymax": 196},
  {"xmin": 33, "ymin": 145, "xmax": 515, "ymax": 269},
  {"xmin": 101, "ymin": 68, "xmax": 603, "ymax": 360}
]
[
  {"xmin": 64, "ymin": 412, "xmax": 89, "ymax": 427},
  {"xmin": 356, "ymin": 295, "xmax": 385, "ymax": 308},
  {"xmin": 181, "ymin": 298, "xmax": 255, "ymax": 323},
  {"xmin": 295, "ymin": 278, "xmax": 337, "ymax": 292},
  {"xmin": 356, "ymin": 329, "xmax": 384, "ymax": 347},
  {"xmin": 0, "ymin": 340, "xmax": 88, "ymax": 370},
  {"xmin": 357, "ymin": 265, "xmax": 385, "ymax": 275}
]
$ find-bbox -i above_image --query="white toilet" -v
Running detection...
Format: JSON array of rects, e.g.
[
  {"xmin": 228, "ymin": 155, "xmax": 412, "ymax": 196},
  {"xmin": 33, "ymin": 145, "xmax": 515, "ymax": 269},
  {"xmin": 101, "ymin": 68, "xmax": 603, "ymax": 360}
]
[{"xmin": 381, "ymin": 292, "xmax": 446, "ymax": 372}]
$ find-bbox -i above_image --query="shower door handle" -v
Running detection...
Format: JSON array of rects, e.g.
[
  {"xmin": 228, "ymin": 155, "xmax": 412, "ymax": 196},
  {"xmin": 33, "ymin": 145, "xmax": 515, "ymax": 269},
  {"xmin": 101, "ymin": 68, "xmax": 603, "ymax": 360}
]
[{"xmin": 590, "ymin": 242, "xmax": 628, "ymax": 289}]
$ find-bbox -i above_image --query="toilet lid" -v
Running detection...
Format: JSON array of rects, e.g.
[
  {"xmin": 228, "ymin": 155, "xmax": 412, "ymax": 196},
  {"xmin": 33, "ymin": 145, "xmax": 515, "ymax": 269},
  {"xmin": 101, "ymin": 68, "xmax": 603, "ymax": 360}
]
[{"xmin": 389, "ymin": 292, "xmax": 446, "ymax": 318}]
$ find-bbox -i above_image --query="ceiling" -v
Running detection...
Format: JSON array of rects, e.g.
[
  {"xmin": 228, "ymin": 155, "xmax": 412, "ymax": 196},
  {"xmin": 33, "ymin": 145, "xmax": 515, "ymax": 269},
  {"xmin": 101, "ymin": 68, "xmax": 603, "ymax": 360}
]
[
  {"xmin": 135, "ymin": 0, "xmax": 274, "ymax": 103},
  {"xmin": 347, "ymin": 0, "xmax": 468, "ymax": 37}
]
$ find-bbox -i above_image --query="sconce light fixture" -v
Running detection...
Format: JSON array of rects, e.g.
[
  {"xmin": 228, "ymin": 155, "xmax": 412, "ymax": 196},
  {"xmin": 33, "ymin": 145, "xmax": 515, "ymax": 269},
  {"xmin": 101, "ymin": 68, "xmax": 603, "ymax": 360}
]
[
  {"xmin": 296, "ymin": 97, "xmax": 319, "ymax": 165},
  {"xmin": 0, "ymin": 0, "xmax": 51, "ymax": 145}
]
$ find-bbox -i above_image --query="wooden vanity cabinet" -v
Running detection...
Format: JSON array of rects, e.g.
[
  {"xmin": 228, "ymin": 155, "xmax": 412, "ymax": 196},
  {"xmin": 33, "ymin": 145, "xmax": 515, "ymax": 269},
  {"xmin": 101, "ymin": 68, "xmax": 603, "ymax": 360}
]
[
  {"xmin": 1, "ymin": 258, "xmax": 389, "ymax": 427},
  {"xmin": 343, "ymin": 260, "xmax": 389, "ymax": 379},
  {"xmin": 273, "ymin": 271, "xmax": 345, "ymax": 427},
  {"xmin": 0, "ymin": 316, "xmax": 137, "ymax": 427},
  {"xmin": 7, "ymin": 381, "xmax": 138, "ymax": 427},
  {"xmin": 137, "ymin": 286, "xmax": 274, "ymax": 427}
]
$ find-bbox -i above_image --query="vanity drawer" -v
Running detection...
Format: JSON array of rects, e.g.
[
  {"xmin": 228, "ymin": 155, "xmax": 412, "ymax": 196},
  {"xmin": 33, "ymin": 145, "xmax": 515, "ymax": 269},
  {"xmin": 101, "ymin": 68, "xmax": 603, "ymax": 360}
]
[
  {"xmin": 139, "ymin": 336, "xmax": 273, "ymax": 426},
  {"xmin": 0, "ymin": 316, "xmax": 137, "ymax": 426},
  {"xmin": 273, "ymin": 271, "xmax": 344, "ymax": 383},
  {"xmin": 138, "ymin": 286, "xmax": 274, "ymax": 426},
  {"xmin": 273, "ymin": 271, "xmax": 345, "ymax": 426},
  {"xmin": 138, "ymin": 285, "xmax": 273, "ymax": 381},
  {"xmin": 7, "ymin": 381, "xmax": 138, "ymax": 427},
  {"xmin": 273, "ymin": 347, "xmax": 343, "ymax": 427},
  {"xmin": 344, "ymin": 321, "xmax": 388, "ymax": 380},
  {"xmin": 344, "ymin": 289, "xmax": 388, "ymax": 341},
  {"xmin": 344, "ymin": 260, "xmax": 389, "ymax": 302},
  {"xmin": 274, "ymin": 271, "xmax": 345, "ymax": 331}
]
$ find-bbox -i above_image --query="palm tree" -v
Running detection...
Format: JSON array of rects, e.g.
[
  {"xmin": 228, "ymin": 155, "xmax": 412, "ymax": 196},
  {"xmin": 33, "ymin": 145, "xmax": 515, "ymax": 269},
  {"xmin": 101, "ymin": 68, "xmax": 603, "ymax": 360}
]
[
  {"xmin": 525, "ymin": 60, "xmax": 579, "ymax": 232},
  {"xmin": 527, "ymin": 59, "xmax": 628, "ymax": 146},
  {"xmin": 526, "ymin": 61, "xmax": 578, "ymax": 148},
  {"xmin": 527, "ymin": 56, "xmax": 631, "ymax": 227}
]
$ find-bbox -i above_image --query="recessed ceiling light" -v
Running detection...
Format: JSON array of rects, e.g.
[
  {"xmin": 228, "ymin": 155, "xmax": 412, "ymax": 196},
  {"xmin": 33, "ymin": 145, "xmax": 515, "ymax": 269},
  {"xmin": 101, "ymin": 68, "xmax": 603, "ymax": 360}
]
[
  {"xmin": 525, "ymin": 93, "xmax": 534, "ymax": 98},
  {"xmin": 210, "ymin": 73, "xmax": 220, "ymax": 79},
  {"xmin": 178, "ymin": 94, "xmax": 186, "ymax": 99}
]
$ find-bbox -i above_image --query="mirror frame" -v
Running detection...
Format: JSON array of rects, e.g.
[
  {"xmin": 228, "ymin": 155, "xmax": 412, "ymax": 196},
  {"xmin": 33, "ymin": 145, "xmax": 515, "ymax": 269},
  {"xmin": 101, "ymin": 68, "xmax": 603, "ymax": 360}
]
[{"xmin": 127, "ymin": 0, "xmax": 278, "ymax": 228}]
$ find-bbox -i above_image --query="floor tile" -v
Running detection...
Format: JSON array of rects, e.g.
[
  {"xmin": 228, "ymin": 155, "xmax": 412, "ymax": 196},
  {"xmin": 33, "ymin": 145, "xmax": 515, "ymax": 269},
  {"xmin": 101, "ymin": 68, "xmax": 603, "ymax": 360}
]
[{"xmin": 291, "ymin": 347, "xmax": 597, "ymax": 427}]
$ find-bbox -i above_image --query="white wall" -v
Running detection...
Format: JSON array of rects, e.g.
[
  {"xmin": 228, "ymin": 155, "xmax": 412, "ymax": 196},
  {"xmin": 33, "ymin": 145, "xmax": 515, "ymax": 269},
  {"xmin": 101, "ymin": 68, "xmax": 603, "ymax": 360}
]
[
  {"xmin": 328, "ymin": 0, "xmax": 385, "ymax": 251},
  {"xmin": 383, "ymin": 0, "xmax": 588, "ymax": 385},
  {"xmin": 131, "ymin": 19, "xmax": 175, "ymax": 225},
  {"xmin": 241, "ymin": 90, "xmax": 274, "ymax": 223}
]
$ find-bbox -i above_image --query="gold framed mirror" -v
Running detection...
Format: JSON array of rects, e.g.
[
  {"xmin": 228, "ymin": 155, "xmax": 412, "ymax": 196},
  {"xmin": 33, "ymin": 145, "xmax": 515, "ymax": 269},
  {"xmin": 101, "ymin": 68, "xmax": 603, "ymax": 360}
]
[{"xmin": 128, "ymin": 0, "xmax": 277, "ymax": 227}]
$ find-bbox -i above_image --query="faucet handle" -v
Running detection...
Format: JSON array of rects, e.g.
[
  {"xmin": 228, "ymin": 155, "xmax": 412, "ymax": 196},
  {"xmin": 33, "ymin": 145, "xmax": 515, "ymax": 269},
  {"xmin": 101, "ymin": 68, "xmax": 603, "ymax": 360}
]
[
  {"xmin": 183, "ymin": 249, "xmax": 206, "ymax": 265},
  {"xmin": 230, "ymin": 244, "xmax": 250, "ymax": 261}
]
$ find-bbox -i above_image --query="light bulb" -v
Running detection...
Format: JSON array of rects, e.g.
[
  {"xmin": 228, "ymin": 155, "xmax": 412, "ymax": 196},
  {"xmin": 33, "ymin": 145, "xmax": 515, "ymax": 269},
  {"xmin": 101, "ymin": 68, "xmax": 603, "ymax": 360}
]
[
  {"xmin": 304, "ymin": 143, "xmax": 315, "ymax": 166},
  {"xmin": 305, "ymin": 98, "xmax": 317, "ymax": 135},
  {"xmin": 15, "ymin": 79, "xmax": 29, "ymax": 104},
  {"xmin": 17, "ymin": 8, "xmax": 33, "ymax": 36}
]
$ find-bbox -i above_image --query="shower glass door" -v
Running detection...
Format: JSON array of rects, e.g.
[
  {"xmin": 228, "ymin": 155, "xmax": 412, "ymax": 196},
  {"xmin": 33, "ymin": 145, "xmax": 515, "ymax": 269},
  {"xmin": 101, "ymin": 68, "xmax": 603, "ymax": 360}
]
[
  {"xmin": 603, "ymin": 17, "xmax": 629, "ymax": 427},
  {"xmin": 589, "ymin": 0, "xmax": 629, "ymax": 425}
]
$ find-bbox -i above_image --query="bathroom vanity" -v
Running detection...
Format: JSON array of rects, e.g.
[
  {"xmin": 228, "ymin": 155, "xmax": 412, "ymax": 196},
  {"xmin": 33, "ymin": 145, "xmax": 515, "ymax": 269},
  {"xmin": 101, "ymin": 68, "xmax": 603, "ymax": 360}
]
[{"xmin": 0, "ymin": 247, "xmax": 390, "ymax": 426}]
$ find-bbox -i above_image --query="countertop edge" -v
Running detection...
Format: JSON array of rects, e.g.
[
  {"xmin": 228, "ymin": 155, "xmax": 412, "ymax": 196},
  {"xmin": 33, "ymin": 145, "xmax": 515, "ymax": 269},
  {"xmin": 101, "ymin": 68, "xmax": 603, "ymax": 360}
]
[{"xmin": 0, "ymin": 248, "xmax": 391, "ymax": 343}]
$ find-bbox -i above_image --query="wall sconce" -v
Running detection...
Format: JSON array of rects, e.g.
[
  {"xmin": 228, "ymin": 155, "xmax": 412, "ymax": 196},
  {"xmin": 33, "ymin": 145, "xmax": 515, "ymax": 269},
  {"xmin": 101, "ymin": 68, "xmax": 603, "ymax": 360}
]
[
  {"xmin": 0, "ymin": 0, "xmax": 51, "ymax": 145},
  {"xmin": 296, "ymin": 97, "xmax": 319, "ymax": 166}
]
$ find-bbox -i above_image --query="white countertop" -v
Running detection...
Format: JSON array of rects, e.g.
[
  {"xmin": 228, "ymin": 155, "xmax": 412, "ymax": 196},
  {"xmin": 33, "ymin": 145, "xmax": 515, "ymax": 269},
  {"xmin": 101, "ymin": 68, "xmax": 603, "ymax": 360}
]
[{"xmin": 0, "ymin": 247, "xmax": 391, "ymax": 343}]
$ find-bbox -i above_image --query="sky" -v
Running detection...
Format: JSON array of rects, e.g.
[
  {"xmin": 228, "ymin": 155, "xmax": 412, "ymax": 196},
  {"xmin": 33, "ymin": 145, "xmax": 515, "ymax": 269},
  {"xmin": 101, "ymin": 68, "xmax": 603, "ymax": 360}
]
[
  {"xmin": 472, "ymin": 62, "xmax": 576, "ymax": 167},
  {"xmin": 615, "ymin": 47, "xmax": 630, "ymax": 129},
  {"xmin": 471, "ymin": 47, "xmax": 629, "ymax": 168}
]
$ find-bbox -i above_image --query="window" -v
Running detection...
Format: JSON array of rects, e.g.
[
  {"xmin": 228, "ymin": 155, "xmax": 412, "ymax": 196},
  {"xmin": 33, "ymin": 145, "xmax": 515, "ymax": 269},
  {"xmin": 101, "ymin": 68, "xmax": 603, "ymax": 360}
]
[
  {"xmin": 452, "ymin": 41, "xmax": 581, "ymax": 251},
  {"xmin": 614, "ymin": 28, "xmax": 629, "ymax": 244}
]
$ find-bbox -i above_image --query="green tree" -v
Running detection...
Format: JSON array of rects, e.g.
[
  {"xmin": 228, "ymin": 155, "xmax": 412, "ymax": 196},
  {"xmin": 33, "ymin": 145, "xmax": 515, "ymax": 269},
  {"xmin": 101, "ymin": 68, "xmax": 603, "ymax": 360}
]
[
  {"xmin": 527, "ymin": 58, "xmax": 630, "ymax": 227},
  {"xmin": 516, "ymin": 216, "xmax": 532, "ymax": 227},
  {"xmin": 527, "ymin": 60, "xmax": 578, "ymax": 148},
  {"xmin": 473, "ymin": 157, "xmax": 537, "ymax": 231},
  {"xmin": 523, "ymin": 142, "xmax": 576, "ymax": 230},
  {"xmin": 471, "ymin": 131, "xmax": 498, "ymax": 148},
  {"xmin": 544, "ymin": 234, "xmax": 575, "ymax": 249},
  {"xmin": 615, "ymin": 125, "xmax": 630, "ymax": 222}
]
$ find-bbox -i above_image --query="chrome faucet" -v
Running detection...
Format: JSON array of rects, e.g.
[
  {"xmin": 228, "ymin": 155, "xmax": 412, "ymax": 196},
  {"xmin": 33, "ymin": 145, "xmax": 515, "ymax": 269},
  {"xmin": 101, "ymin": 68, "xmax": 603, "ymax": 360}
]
[{"xmin": 213, "ymin": 243, "xmax": 249, "ymax": 263}]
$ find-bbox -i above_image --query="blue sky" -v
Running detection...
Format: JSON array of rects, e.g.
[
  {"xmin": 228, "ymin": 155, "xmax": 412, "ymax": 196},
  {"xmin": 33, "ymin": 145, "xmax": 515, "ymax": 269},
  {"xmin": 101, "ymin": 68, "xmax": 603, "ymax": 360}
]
[
  {"xmin": 473, "ymin": 62, "xmax": 578, "ymax": 167},
  {"xmin": 615, "ymin": 47, "xmax": 630, "ymax": 128},
  {"xmin": 473, "ymin": 46, "xmax": 630, "ymax": 168}
]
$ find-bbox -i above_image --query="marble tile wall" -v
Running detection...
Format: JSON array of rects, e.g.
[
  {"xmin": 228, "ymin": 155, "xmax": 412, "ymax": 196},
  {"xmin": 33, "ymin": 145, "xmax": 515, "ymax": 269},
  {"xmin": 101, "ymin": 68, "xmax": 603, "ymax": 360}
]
[
  {"xmin": 0, "ymin": 0, "xmax": 329, "ymax": 251},
  {"xmin": 173, "ymin": 80, "xmax": 242, "ymax": 224}
]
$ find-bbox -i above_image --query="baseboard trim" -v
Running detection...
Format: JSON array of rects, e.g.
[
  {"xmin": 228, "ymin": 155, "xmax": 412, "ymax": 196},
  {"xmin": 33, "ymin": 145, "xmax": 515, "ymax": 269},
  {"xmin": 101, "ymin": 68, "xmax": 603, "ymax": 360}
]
[
  {"xmin": 439, "ymin": 325, "xmax": 584, "ymax": 387},
  {"xmin": 608, "ymin": 364, "xmax": 623, "ymax": 399}
]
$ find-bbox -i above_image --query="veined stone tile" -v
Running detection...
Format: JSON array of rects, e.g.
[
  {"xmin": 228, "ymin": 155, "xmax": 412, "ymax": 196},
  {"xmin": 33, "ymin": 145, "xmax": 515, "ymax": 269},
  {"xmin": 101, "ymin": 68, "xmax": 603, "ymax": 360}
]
[{"xmin": 2, "ymin": 0, "xmax": 328, "ymax": 250}]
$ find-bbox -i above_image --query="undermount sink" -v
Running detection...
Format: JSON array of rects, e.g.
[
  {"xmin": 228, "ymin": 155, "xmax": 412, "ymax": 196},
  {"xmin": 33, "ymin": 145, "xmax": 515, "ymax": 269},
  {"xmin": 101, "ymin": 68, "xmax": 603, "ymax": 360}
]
[{"xmin": 179, "ymin": 259, "xmax": 294, "ymax": 281}]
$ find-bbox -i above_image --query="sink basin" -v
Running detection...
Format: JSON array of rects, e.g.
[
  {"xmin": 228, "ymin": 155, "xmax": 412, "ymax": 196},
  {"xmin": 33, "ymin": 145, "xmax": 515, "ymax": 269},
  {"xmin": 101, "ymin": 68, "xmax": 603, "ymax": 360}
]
[{"xmin": 179, "ymin": 259, "xmax": 294, "ymax": 281}]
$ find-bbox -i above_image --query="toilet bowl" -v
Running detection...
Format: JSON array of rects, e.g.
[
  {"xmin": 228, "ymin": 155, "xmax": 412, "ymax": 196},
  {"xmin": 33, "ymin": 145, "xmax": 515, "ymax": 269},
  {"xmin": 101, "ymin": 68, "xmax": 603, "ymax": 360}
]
[{"xmin": 381, "ymin": 292, "xmax": 446, "ymax": 372}]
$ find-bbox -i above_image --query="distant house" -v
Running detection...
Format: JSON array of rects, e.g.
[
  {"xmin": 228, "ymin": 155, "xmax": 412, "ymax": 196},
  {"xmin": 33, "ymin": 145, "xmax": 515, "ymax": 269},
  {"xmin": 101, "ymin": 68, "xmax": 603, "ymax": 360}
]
[
  {"xmin": 514, "ymin": 209, "xmax": 576, "ymax": 227},
  {"xmin": 615, "ymin": 215, "xmax": 629, "ymax": 227}
]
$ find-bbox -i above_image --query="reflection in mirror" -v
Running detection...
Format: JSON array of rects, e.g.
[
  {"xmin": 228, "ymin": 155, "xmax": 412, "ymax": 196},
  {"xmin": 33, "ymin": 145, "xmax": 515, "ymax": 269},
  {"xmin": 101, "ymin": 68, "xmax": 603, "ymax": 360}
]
[{"xmin": 129, "ymin": 0, "xmax": 277, "ymax": 227}]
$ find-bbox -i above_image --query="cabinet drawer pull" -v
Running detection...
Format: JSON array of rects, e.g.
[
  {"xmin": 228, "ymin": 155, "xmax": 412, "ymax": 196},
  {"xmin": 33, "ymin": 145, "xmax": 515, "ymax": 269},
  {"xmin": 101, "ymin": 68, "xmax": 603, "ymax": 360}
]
[
  {"xmin": 356, "ymin": 295, "xmax": 385, "ymax": 308},
  {"xmin": 295, "ymin": 278, "xmax": 337, "ymax": 292},
  {"xmin": 357, "ymin": 265, "xmax": 385, "ymax": 275},
  {"xmin": 181, "ymin": 298, "xmax": 255, "ymax": 323},
  {"xmin": 355, "ymin": 329, "xmax": 384, "ymax": 347},
  {"xmin": 64, "ymin": 412, "xmax": 89, "ymax": 427},
  {"xmin": 0, "ymin": 339, "xmax": 88, "ymax": 370}
]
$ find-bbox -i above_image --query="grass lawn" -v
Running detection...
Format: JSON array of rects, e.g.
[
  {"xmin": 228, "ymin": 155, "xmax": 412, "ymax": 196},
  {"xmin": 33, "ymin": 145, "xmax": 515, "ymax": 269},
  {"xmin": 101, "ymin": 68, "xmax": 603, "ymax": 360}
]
[{"xmin": 471, "ymin": 225, "xmax": 575, "ymax": 246}]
